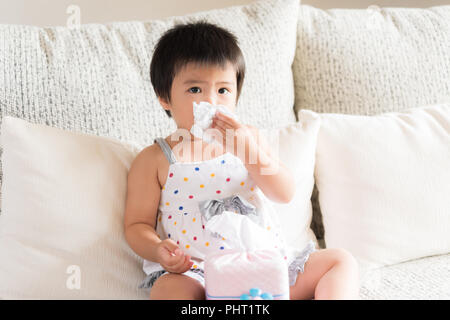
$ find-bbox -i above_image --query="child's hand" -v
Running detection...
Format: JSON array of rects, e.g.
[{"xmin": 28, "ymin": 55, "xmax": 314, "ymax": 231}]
[
  {"xmin": 211, "ymin": 111, "xmax": 258, "ymax": 161},
  {"xmin": 155, "ymin": 239, "xmax": 194, "ymax": 273}
]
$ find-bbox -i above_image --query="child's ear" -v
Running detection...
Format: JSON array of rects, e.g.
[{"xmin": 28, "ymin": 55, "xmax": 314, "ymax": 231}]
[{"xmin": 158, "ymin": 96, "xmax": 171, "ymax": 111}]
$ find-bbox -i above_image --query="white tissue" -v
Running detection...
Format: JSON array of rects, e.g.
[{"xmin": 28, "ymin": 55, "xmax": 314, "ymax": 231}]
[
  {"xmin": 190, "ymin": 101, "xmax": 238, "ymax": 143},
  {"xmin": 204, "ymin": 211, "xmax": 279, "ymax": 251}
]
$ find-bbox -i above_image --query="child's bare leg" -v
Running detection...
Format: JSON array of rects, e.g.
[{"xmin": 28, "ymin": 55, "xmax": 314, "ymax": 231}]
[
  {"xmin": 289, "ymin": 248, "xmax": 360, "ymax": 300},
  {"xmin": 149, "ymin": 273, "xmax": 205, "ymax": 300}
]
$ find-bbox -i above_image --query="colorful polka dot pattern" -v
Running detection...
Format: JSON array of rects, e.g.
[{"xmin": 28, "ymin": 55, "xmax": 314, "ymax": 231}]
[{"xmin": 152, "ymin": 152, "xmax": 286, "ymax": 272}]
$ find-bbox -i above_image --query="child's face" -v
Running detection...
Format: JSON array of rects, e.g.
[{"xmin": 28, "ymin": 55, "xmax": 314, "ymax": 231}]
[{"xmin": 159, "ymin": 61, "xmax": 238, "ymax": 133}]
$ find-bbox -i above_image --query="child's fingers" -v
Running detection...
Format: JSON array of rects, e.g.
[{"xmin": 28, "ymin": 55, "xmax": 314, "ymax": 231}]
[
  {"xmin": 177, "ymin": 259, "xmax": 194, "ymax": 274},
  {"xmin": 177, "ymin": 255, "xmax": 194, "ymax": 274},
  {"xmin": 170, "ymin": 254, "xmax": 191, "ymax": 272},
  {"xmin": 215, "ymin": 111, "xmax": 240, "ymax": 128},
  {"xmin": 161, "ymin": 254, "xmax": 182, "ymax": 269},
  {"xmin": 175, "ymin": 255, "xmax": 193, "ymax": 273},
  {"xmin": 214, "ymin": 117, "xmax": 232, "ymax": 130},
  {"xmin": 163, "ymin": 247, "xmax": 184, "ymax": 266},
  {"xmin": 212, "ymin": 119, "xmax": 228, "ymax": 133}
]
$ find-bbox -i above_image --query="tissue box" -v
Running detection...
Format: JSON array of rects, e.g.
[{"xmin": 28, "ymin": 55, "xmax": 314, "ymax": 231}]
[{"xmin": 204, "ymin": 248, "xmax": 290, "ymax": 300}]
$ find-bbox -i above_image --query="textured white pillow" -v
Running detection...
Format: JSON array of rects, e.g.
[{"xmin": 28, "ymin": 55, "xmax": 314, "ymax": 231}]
[
  {"xmin": 298, "ymin": 104, "xmax": 450, "ymax": 274},
  {"xmin": 0, "ymin": 115, "xmax": 319, "ymax": 299},
  {"xmin": 0, "ymin": 116, "xmax": 147, "ymax": 299},
  {"xmin": 0, "ymin": 0, "xmax": 300, "ymax": 212},
  {"xmin": 294, "ymin": 5, "xmax": 450, "ymax": 115}
]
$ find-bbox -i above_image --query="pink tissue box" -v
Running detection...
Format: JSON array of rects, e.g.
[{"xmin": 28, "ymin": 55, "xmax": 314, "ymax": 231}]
[{"xmin": 204, "ymin": 248, "xmax": 290, "ymax": 300}]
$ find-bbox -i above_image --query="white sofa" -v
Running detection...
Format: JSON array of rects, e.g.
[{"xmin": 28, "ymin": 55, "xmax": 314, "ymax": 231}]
[{"xmin": 0, "ymin": 0, "xmax": 449, "ymax": 299}]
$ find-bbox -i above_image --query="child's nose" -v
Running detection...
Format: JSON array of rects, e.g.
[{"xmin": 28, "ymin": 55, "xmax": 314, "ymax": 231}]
[
  {"xmin": 204, "ymin": 97, "xmax": 217, "ymax": 106},
  {"xmin": 204, "ymin": 91, "xmax": 218, "ymax": 106}
]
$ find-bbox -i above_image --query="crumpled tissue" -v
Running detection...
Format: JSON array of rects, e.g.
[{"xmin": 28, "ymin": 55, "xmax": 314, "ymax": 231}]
[
  {"xmin": 190, "ymin": 101, "xmax": 238, "ymax": 143},
  {"xmin": 204, "ymin": 211, "xmax": 280, "ymax": 251}
]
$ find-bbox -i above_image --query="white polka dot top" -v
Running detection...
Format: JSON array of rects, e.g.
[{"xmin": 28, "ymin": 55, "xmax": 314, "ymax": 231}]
[{"xmin": 142, "ymin": 137, "xmax": 288, "ymax": 275}]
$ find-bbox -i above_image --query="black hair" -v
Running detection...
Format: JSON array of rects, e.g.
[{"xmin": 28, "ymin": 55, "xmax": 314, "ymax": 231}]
[{"xmin": 150, "ymin": 20, "xmax": 246, "ymax": 117}]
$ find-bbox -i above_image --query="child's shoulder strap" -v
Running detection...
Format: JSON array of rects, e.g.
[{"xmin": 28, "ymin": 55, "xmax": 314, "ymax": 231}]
[{"xmin": 154, "ymin": 137, "xmax": 177, "ymax": 165}]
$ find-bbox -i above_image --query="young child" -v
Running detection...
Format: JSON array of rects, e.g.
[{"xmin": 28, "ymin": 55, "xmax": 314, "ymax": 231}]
[{"xmin": 124, "ymin": 21, "xmax": 360, "ymax": 300}]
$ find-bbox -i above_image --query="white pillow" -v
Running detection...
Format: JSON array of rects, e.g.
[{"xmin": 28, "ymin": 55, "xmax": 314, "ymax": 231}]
[
  {"xmin": 0, "ymin": 115, "xmax": 319, "ymax": 299},
  {"xmin": 298, "ymin": 104, "xmax": 450, "ymax": 274},
  {"xmin": 263, "ymin": 114, "xmax": 321, "ymax": 251},
  {"xmin": 0, "ymin": 116, "xmax": 147, "ymax": 299}
]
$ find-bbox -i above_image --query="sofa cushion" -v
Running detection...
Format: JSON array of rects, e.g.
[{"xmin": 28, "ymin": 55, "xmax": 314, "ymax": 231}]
[
  {"xmin": 298, "ymin": 104, "xmax": 450, "ymax": 273},
  {"xmin": 0, "ymin": 0, "xmax": 300, "ymax": 213},
  {"xmin": 294, "ymin": 5, "xmax": 450, "ymax": 244},
  {"xmin": 359, "ymin": 253, "xmax": 450, "ymax": 300},
  {"xmin": 0, "ymin": 116, "xmax": 146, "ymax": 299}
]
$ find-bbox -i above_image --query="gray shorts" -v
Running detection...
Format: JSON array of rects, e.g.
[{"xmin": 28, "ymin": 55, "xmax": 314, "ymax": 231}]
[
  {"xmin": 138, "ymin": 267, "xmax": 205, "ymax": 289},
  {"xmin": 139, "ymin": 240, "xmax": 316, "ymax": 290}
]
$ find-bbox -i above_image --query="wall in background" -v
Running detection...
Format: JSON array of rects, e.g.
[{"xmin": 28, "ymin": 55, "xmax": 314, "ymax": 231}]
[{"xmin": 0, "ymin": 0, "xmax": 449, "ymax": 27}]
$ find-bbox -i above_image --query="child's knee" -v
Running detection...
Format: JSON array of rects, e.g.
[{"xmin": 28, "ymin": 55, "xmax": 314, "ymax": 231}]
[{"xmin": 329, "ymin": 248, "xmax": 359, "ymax": 277}]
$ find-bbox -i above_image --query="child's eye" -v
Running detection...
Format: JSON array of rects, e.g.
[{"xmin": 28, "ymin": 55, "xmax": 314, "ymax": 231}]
[
  {"xmin": 218, "ymin": 88, "xmax": 230, "ymax": 94},
  {"xmin": 188, "ymin": 87, "xmax": 201, "ymax": 94}
]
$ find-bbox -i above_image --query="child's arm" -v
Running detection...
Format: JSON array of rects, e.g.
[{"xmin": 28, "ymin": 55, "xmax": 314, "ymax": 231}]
[
  {"xmin": 243, "ymin": 124, "xmax": 296, "ymax": 203},
  {"xmin": 212, "ymin": 112, "xmax": 295, "ymax": 204},
  {"xmin": 124, "ymin": 146, "xmax": 193, "ymax": 272}
]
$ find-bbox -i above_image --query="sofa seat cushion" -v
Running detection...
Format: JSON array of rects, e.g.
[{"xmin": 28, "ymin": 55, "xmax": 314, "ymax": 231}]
[{"xmin": 359, "ymin": 253, "xmax": 450, "ymax": 300}]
